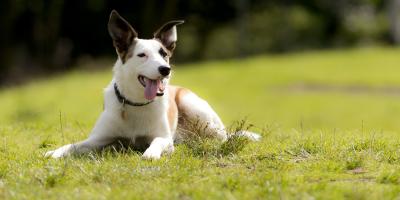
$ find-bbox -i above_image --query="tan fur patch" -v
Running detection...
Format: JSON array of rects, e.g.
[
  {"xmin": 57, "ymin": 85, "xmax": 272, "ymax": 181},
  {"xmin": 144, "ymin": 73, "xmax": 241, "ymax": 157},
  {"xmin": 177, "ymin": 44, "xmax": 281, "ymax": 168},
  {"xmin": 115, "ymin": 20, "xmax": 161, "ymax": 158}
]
[
  {"xmin": 168, "ymin": 86, "xmax": 191, "ymax": 132},
  {"xmin": 174, "ymin": 86, "xmax": 191, "ymax": 108},
  {"xmin": 168, "ymin": 87, "xmax": 178, "ymax": 132}
]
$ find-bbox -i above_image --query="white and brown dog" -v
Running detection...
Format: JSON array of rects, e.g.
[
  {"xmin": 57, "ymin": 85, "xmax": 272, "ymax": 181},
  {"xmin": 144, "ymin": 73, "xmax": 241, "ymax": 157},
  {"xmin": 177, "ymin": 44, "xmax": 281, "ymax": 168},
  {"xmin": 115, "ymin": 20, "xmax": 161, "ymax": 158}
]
[{"xmin": 45, "ymin": 10, "xmax": 260, "ymax": 160}]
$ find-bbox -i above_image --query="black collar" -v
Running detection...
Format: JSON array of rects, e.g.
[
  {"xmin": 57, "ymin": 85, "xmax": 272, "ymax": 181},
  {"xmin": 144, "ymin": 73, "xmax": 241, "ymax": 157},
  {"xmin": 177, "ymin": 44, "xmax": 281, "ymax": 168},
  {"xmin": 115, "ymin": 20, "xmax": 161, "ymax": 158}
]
[{"xmin": 114, "ymin": 83, "xmax": 154, "ymax": 107}]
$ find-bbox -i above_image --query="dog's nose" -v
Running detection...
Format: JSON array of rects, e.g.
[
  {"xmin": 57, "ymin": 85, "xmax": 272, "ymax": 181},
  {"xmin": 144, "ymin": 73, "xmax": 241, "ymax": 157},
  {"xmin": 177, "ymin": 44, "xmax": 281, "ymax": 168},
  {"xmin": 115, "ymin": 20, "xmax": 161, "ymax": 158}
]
[{"xmin": 158, "ymin": 66, "xmax": 171, "ymax": 76}]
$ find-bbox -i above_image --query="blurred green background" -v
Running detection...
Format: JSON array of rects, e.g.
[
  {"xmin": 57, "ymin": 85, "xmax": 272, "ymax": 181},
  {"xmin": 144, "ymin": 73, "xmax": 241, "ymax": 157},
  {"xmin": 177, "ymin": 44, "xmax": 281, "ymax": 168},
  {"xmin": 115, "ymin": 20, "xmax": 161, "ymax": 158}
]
[{"xmin": 0, "ymin": 0, "xmax": 400, "ymax": 84}]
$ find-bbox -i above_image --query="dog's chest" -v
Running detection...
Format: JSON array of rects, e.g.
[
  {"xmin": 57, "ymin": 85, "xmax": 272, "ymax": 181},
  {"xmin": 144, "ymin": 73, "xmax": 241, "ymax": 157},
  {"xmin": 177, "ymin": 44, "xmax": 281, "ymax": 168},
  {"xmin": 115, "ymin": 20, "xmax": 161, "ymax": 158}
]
[{"xmin": 117, "ymin": 103, "xmax": 167, "ymax": 137}]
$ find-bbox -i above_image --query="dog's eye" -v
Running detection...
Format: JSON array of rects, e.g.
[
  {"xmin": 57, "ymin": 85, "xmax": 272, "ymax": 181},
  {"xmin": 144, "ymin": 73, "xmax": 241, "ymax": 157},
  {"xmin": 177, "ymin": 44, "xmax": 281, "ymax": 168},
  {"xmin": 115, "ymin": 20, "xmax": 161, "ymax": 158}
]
[
  {"xmin": 159, "ymin": 48, "xmax": 168, "ymax": 58},
  {"xmin": 137, "ymin": 53, "xmax": 146, "ymax": 58}
]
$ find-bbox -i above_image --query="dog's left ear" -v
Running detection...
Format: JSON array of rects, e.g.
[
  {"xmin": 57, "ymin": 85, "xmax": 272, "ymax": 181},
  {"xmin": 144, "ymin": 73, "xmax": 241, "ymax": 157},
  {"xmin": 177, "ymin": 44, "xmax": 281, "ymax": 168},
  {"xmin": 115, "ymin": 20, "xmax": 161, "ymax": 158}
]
[{"xmin": 154, "ymin": 20, "xmax": 184, "ymax": 52}]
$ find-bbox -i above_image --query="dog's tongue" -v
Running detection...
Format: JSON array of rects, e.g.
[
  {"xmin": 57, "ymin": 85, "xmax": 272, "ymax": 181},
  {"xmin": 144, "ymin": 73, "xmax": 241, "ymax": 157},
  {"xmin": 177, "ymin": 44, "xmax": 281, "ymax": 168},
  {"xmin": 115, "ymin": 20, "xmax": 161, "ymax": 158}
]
[{"xmin": 144, "ymin": 78, "xmax": 160, "ymax": 100}]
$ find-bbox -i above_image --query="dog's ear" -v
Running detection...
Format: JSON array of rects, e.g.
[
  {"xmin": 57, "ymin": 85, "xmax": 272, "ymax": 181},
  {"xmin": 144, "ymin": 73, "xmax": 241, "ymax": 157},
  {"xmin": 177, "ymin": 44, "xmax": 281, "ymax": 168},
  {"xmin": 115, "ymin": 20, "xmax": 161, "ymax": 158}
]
[
  {"xmin": 108, "ymin": 10, "xmax": 138, "ymax": 60},
  {"xmin": 154, "ymin": 20, "xmax": 184, "ymax": 52}
]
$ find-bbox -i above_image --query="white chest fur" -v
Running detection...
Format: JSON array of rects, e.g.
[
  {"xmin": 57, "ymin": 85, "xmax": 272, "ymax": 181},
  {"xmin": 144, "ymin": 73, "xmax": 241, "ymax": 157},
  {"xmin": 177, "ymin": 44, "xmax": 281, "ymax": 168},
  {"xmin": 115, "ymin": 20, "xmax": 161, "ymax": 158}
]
[{"xmin": 103, "ymin": 83, "xmax": 171, "ymax": 140}]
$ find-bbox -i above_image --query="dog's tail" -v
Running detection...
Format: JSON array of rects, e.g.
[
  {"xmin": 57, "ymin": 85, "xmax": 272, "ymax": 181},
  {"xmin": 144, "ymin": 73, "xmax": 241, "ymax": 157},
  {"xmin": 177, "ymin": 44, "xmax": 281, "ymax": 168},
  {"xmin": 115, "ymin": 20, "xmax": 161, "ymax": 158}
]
[{"xmin": 234, "ymin": 130, "xmax": 261, "ymax": 141}]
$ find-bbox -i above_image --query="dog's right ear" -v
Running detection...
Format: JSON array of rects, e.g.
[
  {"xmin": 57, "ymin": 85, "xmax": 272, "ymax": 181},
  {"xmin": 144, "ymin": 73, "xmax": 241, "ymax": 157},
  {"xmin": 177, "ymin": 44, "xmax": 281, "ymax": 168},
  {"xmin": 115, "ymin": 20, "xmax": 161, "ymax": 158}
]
[
  {"xmin": 108, "ymin": 10, "xmax": 138, "ymax": 61},
  {"xmin": 154, "ymin": 20, "xmax": 184, "ymax": 52}
]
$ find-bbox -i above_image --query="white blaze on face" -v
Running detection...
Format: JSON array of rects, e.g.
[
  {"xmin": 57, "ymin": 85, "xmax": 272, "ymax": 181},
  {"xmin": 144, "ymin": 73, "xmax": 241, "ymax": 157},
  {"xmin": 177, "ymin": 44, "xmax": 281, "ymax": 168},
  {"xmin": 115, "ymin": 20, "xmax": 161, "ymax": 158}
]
[{"xmin": 127, "ymin": 39, "xmax": 170, "ymax": 100}]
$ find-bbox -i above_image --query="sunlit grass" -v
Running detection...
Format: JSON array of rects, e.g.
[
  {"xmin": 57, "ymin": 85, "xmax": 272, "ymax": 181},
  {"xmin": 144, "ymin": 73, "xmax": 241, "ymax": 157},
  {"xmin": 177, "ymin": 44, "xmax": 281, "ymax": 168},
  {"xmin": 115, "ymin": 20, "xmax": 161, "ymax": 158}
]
[{"xmin": 1, "ymin": 47, "xmax": 400, "ymax": 199}]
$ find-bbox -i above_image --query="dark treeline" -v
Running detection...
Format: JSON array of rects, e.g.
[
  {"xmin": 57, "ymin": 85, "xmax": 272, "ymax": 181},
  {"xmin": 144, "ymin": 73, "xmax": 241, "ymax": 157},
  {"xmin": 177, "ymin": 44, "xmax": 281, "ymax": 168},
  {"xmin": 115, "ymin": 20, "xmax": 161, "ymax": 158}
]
[{"xmin": 0, "ymin": 0, "xmax": 399, "ymax": 84}]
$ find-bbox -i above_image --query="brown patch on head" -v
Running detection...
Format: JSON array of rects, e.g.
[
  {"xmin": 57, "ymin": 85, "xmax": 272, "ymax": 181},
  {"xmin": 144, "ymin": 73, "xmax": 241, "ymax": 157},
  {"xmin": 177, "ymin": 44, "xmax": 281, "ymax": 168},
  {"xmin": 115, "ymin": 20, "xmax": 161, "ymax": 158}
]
[
  {"xmin": 108, "ymin": 10, "xmax": 138, "ymax": 63},
  {"xmin": 155, "ymin": 39, "xmax": 173, "ymax": 55},
  {"xmin": 158, "ymin": 46, "xmax": 172, "ymax": 62},
  {"xmin": 120, "ymin": 46, "xmax": 134, "ymax": 63}
]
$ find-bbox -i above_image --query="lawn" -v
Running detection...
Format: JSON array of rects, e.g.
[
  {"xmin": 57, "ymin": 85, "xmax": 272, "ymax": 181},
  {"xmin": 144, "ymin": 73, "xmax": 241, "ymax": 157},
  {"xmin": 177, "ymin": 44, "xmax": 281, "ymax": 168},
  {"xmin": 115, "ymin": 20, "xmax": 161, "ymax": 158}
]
[{"xmin": 1, "ymin": 47, "xmax": 400, "ymax": 199}]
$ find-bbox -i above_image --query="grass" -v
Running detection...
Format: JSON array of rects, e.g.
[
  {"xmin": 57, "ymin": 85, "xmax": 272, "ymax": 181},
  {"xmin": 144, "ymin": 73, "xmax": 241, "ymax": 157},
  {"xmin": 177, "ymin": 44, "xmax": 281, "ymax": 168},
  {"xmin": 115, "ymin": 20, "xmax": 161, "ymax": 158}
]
[{"xmin": 1, "ymin": 47, "xmax": 400, "ymax": 199}]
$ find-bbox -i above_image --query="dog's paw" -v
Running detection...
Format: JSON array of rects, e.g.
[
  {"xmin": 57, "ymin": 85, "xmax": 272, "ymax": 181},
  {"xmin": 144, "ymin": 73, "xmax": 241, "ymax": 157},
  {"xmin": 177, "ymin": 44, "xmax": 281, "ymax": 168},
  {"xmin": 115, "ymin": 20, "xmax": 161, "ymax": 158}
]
[
  {"xmin": 44, "ymin": 150, "xmax": 64, "ymax": 158},
  {"xmin": 142, "ymin": 148, "xmax": 161, "ymax": 160},
  {"xmin": 248, "ymin": 132, "xmax": 262, "ymax": 141},
  {"xmin": 236, "ymin": 131, "xmax": 262, "ymax": 141},
  {"xmin": 44, "ymin": 150, "xmax": 55, "ymax": 158},
  {"xmin": 44, "ymin": 144, "xmax": 72, "ymax": 159},
  {"xmin": 45, "ymin": 149, "xmax": 67, "ymax": 158}
]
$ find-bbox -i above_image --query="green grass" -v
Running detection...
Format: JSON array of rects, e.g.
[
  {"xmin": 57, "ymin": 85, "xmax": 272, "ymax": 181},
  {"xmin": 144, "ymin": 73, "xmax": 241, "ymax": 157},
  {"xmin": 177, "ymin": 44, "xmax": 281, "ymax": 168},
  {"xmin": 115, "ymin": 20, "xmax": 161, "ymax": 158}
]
[{"xmin": 1, "ymin": 47, "xmax": 400, "ymax": 199}]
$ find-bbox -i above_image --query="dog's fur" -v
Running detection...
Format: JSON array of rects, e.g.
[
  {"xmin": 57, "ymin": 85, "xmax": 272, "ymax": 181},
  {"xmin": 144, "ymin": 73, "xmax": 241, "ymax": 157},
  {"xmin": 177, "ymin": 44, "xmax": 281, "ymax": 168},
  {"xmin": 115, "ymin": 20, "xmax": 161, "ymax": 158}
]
[{"xmin": 45, "ymin": 10, "xmax": 260, "ymax": 160}]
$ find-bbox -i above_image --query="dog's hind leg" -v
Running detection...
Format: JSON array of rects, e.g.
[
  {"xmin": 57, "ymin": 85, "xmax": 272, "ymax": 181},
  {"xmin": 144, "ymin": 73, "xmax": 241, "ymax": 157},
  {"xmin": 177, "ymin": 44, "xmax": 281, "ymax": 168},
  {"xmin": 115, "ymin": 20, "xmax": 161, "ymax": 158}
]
[
  {"xmin": 175, "ymin": 88, "xmax": 227, "ymax": 140},
  {"xmin": 175, "ymin": 88, "xmax": 261, "ymax": 141}
]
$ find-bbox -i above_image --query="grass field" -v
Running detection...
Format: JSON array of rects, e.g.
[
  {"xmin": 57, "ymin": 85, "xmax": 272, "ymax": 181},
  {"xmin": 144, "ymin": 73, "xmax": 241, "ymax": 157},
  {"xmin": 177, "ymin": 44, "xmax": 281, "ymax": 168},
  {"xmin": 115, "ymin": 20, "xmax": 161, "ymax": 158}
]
[{"xmin": 1, "ymin": 47, "xmax": 400, "ymax": 199}]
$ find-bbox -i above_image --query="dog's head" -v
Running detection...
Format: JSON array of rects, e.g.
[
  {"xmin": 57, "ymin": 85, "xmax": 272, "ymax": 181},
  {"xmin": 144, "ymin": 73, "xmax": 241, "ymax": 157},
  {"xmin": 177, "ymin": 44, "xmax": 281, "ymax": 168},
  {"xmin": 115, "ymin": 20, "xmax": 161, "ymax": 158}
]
[{"xmin": 108, "ymin": 10, "xmax": 183, "ymax": 101}]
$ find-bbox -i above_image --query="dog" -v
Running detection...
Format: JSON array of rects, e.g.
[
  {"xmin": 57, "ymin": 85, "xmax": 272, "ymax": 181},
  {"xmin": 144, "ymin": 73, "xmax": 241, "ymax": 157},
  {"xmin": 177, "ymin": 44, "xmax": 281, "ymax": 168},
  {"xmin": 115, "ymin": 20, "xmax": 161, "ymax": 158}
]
[{"xmin": 45, "ymin": 10, "xmax": 260, "ymax": 160}]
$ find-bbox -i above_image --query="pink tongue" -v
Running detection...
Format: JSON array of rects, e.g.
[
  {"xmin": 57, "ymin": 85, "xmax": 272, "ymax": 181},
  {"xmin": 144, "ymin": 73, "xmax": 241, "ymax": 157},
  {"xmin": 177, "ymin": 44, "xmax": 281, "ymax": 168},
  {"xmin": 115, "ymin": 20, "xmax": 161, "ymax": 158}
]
[{"xmin": 144, "ymin": 79, "xmax": 160, "ymax": 100}]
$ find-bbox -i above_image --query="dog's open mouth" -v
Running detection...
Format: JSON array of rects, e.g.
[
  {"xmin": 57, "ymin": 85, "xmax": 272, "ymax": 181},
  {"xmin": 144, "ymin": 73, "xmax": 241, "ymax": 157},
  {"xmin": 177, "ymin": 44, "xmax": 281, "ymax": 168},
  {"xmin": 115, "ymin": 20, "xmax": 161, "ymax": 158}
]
[{"xmin": 138, "ymin": 75, "xmax": 166, "ymax": 100}]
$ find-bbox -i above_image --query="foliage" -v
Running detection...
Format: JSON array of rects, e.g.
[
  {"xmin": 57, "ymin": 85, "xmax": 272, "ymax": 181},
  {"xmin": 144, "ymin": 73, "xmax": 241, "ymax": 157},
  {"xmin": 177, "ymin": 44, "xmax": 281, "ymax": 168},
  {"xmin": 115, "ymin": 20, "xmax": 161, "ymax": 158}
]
[{"xmin": 1, "ymin": 0, "xmax": 399, "ymax": 83}]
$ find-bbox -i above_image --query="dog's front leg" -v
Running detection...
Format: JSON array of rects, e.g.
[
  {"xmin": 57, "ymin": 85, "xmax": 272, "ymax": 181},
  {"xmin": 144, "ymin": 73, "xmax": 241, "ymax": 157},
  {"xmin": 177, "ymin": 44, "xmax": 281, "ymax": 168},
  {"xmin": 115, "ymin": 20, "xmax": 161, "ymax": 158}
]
[
  {"xmin": 44, "ymin": 136, "xmax": 112, "ymax": 158},
  {"xmin": 45, "ymin": 111, "xmax": 116, "ymax": 158},
  {"xmin": 142, "ymin": 137, "xmax": 174, "ymax": 160}
]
